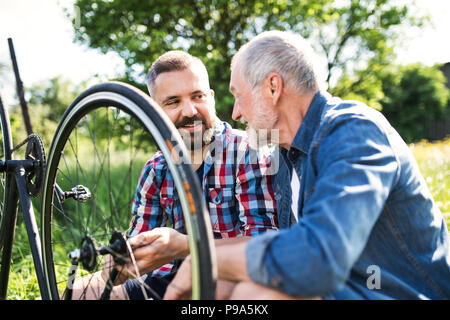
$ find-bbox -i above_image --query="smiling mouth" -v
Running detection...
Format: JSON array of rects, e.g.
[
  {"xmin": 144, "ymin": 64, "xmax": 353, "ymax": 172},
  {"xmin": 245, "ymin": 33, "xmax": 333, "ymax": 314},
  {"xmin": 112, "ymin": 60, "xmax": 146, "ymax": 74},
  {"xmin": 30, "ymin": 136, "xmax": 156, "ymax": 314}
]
[{"xmin": 179, "ymin": 122, "xmax": 204, "ymax": 132}]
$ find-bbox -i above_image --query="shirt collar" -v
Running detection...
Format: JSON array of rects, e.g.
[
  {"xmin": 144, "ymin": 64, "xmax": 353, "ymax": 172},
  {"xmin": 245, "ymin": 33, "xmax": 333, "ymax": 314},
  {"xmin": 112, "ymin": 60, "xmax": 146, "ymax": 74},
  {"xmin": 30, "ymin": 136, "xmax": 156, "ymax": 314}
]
[
  {"xmin": 289, "ymin": 91, "xmax": 329, "ymax": 155},
  {"xmin": 211, "ymin": 117, "xmax": 227, "ymax": 149},
  {"xmin": 203, "ymin": 117, "xmax": 227, "ymax": 163}
]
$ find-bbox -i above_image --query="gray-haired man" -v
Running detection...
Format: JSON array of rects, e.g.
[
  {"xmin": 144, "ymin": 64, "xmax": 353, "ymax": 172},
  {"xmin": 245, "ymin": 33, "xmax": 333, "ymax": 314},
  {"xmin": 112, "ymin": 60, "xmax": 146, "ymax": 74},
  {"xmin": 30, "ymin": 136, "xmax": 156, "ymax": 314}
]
[{"xmin": 165, "ymin": 30, "xmax": 450, "ymax": 300}]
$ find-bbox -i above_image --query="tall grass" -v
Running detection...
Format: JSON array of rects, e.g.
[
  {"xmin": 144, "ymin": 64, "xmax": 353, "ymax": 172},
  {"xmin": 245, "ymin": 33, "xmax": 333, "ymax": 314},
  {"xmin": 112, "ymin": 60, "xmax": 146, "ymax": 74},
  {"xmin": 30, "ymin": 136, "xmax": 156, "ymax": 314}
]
[
  {"xmin": 5, "ymin": 148, "xmax": 151, "ymax": 300},
  {"xmin": 409, "ymin": 137, "xmax": 450, "ymax": 227},
  {"xmin": 4, "ymin": 138, "xmax": 450, "ymax": 299}
]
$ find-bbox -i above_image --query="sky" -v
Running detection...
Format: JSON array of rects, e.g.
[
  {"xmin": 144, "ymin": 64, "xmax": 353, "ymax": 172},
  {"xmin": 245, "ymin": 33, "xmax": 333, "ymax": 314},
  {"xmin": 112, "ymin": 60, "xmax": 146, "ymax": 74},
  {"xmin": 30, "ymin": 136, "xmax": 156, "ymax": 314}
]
[
  {"xmin": 0, "ymin": 0, "xmax": 125, "ymax": 104},
  {"xmin": 0, "ymin": 0, "xmax": 450, "ymax": 105}
]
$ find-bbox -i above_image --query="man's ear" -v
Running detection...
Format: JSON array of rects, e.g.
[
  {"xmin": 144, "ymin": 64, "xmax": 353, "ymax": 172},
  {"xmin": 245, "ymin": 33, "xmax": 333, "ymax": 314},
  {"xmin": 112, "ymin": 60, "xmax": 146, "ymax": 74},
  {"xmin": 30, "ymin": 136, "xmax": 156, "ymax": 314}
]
[
  {"xmin": 209, "ymin": 89, "xmax": 216, "ymax": 108},
  {"xmin": 265, "ymin": 72, "xmax": 283, "ymax": 105}
]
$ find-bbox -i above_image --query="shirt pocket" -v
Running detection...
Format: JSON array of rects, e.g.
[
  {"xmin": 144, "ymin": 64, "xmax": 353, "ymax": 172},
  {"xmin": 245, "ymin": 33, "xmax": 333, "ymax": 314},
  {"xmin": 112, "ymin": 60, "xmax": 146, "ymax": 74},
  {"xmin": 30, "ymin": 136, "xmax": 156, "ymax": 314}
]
[
  {"xmin": 207, "ymin": 187, "xmax": 236, "ymax": 237},
  {"xmin": 160, "ymin": 195, "xmax": 173, "ymax": 212}
]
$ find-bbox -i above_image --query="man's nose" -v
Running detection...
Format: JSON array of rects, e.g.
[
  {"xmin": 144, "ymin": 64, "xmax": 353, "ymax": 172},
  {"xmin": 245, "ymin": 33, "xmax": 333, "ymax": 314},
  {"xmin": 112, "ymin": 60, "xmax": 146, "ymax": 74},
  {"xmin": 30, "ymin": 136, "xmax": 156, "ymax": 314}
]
[
  {"xmin": 181, "ymin": 100, "xmax": 198, "ymax": 118},
  {"xmin": 231, "ymin": 101, "xmax": 241, "ymax": 121}
]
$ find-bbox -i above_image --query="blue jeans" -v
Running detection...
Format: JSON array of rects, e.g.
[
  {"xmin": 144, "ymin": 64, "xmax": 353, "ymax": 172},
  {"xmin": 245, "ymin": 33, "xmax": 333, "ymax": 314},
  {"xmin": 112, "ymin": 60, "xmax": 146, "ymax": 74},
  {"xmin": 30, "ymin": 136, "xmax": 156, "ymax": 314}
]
[{"xmin": 124, "ymin": 273, "xmax": 174, "ymax": 300}]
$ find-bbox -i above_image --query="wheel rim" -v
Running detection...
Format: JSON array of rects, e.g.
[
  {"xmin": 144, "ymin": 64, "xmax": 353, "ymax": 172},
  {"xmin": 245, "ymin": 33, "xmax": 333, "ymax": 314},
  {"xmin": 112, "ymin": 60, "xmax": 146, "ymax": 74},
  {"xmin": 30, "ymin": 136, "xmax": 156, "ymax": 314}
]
[
  {"xmin": 0, "ymin": 96, "xmax": 14, "ymax": 299},
  {"xmin": 0, "ymin": 97, "xmax": 12, "ymax": 238}
]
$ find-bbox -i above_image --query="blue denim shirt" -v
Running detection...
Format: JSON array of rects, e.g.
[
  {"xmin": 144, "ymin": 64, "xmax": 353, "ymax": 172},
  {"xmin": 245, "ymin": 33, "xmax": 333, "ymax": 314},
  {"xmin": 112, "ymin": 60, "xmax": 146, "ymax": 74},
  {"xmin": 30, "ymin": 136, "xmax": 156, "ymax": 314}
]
[{"xmin": 246, "ymin": 91, "xmax": 450, "ymax": 299}]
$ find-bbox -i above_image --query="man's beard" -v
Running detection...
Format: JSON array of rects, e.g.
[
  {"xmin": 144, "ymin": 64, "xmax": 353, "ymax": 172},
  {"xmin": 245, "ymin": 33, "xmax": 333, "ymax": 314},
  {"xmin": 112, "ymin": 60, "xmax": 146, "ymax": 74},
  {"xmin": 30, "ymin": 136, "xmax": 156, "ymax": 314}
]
[
  {"xmin": 176, "ymin": 116, "xmax": 214, "ymax": 152},
  {"xmin": 246, "ymin": 89, "xmax": 278, "ymax": 150}
]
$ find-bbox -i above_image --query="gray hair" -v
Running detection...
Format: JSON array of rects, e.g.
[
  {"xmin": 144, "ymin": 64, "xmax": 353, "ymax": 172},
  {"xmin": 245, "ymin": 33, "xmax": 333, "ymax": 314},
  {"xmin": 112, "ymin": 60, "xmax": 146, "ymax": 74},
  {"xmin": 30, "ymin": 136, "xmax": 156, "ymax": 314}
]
[
  {"xmin": 147, "ymin": 51, "xmax": 210, "ymax": 96},
  {"xmin": 231, "ymin": 30, "xmax": 319, "ymax": 95}
]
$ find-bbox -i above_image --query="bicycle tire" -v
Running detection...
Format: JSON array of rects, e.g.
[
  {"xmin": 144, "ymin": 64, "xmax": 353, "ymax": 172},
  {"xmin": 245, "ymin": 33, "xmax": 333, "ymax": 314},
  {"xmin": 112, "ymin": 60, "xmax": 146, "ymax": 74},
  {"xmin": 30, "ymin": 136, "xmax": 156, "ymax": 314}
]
[
  {"xmin": 0, "ymin": 95, "xmax": 17, "ymax": 300},
  {"xmin": 41, "ymin": 82, "xmax": 216, "ymax": 300}
]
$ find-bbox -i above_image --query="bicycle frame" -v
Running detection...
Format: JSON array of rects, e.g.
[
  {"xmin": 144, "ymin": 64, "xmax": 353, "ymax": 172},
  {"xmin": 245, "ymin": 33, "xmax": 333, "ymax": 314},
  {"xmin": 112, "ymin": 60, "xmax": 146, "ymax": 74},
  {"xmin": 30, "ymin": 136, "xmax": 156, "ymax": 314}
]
[
  {"xmin": 0, "ymin": 39, "xmax": 49, "ymax": 299},
  {"xmin": 0, "ymin": 158, "xmax": 50, "ymax": 300}
]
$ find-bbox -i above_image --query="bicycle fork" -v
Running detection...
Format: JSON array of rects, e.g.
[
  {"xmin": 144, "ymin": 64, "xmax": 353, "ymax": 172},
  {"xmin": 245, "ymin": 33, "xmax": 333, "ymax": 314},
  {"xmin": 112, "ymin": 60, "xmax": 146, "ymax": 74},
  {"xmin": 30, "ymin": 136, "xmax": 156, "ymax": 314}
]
[
  {"xmin": 0, "ymin": 159, "xmax": 50, "ymax": 300},
  {"xmin": 14, "ymin": 165, "xmax": 50, "ymax": 300},
  {"xmin": 0, "ymin": 171, "xmax": 19, "ymax": 300}
]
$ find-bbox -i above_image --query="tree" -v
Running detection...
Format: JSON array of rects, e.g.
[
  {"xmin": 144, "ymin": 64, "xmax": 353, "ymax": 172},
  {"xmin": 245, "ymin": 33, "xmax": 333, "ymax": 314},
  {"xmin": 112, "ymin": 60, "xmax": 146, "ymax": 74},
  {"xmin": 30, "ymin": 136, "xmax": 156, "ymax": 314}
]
[
  {"xmin": 379, "ymin": 63, "xmax": 449, "ymax": 143},
  {"xmin": 9, "ymin": 77, "xmax": 87, "ymax": 150},
  {"xmin": 27, "ymin": 76, "xmax": 85, "ymax": 123},
  {"xmin": 24, "ymin": 76, "xmax": 156, "ymax": 153},
  {"xmin": 69, "ymin": 0, "xmax": 427, "ymax": 122}
]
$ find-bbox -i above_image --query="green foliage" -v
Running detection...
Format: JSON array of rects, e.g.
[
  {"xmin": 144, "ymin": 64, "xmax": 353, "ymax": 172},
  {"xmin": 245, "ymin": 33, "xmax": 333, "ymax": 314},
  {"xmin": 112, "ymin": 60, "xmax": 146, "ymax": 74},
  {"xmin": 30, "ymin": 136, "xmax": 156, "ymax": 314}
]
[
  {"xmin": 9, "ymin": 103, "xmax": 59, "ymax": 153},
  {"xmin": 8, "ymin": 77, "xmax": 87, "ymax": 152},
  {"xmin": 8, "ymin": 75, "xmax": 157, "ymax": 169},
  {"xmin": 379, "ymin": 63, "xmax": 449, "ymax": 143},
  {"xmin": 330, "ymin": 57, "xmax": 387, "ymax": 111},
  {"xmin": 5, "ymin": 198, "xmax": 44, "ymax": 300},
  {"xmin": 70, "ymin": 0, "xmax": 427, "ymax": 122},
  {"xmin": 332, "ymin": 62, "xmax": 450, "ymax": 144},
  {"xmin": 27, "ymin": 76, "xmax": 85, "ymax": 123},
  {"xmin": 410, "ymin": 138, "xmax": 450, "ymax": 221},
  {"xmin": 7, "ymin": 251, "xmax": 42, "ymax": 300}
]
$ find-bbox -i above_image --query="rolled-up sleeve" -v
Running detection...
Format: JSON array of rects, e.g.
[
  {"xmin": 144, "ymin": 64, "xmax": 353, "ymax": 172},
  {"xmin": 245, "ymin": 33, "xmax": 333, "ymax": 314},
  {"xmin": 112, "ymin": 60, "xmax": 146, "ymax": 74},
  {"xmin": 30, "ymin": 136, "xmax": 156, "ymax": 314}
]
[{"xmin": 245, "ymin": 115, "xmax": 399, "ymax": 297}]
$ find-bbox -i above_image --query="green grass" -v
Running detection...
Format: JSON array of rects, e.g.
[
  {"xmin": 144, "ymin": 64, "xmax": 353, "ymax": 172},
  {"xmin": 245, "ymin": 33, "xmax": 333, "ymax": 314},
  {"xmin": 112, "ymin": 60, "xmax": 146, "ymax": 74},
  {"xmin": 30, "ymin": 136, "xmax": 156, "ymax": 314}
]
[
  {"xmin": 409, "ymin": 137, "xmax": 450, "ymax": 228},
  {"xmin": 4, "ymin": 138, "xmax": 450, "ymax": 300},
  {"xmin": 6, "ymin": 246, "xmax": 41, "ymax": 300},
  {"xmin": 4, "ymin": 149, "xmax": 151, "ymax": 300}
]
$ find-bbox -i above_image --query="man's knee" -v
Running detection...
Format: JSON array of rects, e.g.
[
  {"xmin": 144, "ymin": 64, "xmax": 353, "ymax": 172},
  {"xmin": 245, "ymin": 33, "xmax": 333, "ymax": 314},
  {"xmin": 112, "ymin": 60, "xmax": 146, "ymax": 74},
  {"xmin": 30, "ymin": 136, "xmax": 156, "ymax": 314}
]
[
  {"xmin": 70, "ymin": 271, "xmax": 129, "ymax": 300},
  {"xmin": 229, "ymin": 281, "xmax": 321, "ymax": 300}
]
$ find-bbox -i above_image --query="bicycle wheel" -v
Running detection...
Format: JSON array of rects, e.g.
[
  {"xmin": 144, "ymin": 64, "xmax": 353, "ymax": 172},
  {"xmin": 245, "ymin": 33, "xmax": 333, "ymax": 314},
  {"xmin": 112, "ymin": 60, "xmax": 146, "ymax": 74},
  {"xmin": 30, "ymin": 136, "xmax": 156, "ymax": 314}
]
[
  {"xmin": 41, "ymin": 82, "xmax": 216, "ymax": 300},
  {"xmin": 0, "ymin": 95, "xmax": 17, "ymax": 299}
]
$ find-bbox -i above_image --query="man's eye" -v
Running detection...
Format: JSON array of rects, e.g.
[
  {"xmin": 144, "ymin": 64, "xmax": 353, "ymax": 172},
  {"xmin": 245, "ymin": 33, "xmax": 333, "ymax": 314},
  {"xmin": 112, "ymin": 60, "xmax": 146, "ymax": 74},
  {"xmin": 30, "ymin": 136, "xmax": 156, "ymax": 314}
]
[
  {"xmin": 166, "ymin": 100, "xmax": 179, "ymax": 106},
  {"xmin": 193, "ymin": 94, "xmax": 205, "ymax": 100}
]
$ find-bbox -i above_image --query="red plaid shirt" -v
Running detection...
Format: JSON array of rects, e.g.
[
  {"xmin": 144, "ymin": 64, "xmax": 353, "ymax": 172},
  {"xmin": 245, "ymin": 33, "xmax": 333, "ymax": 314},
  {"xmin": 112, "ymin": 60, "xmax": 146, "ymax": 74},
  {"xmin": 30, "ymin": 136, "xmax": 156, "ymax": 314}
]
[{"xmin": 129, "ymin": 120, "xmax": 278, "ymax": 277}]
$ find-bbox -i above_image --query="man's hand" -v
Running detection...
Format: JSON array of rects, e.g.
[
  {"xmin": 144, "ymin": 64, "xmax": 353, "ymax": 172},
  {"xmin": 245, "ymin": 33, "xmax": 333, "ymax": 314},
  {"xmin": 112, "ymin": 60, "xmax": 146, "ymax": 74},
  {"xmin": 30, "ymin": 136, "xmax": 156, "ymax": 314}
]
[
  {"xmin": 163, "ymin": 257, "xmax": 238, "ymax": 300},
  {"xmin": 165, "ymin": 240, "xmax": 251, "ymax": 299},
  {"xmin": 163, "ymin": 255, "xmax": 192, "ymax": 300},
  {"xmin": 101, "ymin": 227, "xmax": 189, "ymax": 286}
]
